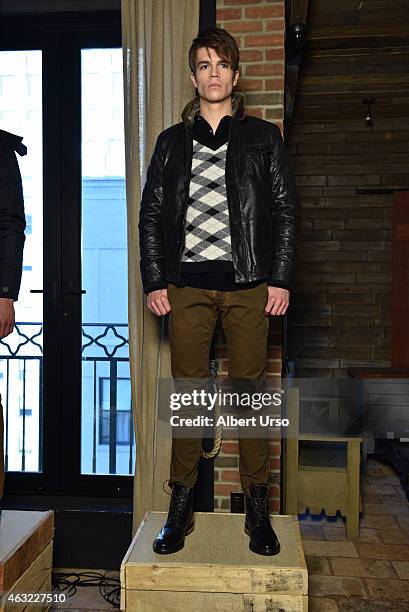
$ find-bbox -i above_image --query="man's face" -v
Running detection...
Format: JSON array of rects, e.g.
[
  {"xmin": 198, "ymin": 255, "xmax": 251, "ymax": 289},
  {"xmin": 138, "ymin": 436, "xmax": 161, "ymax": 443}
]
[{"xmin": 190, "ymin": 46, "xmax": 239, "ymax": 106}]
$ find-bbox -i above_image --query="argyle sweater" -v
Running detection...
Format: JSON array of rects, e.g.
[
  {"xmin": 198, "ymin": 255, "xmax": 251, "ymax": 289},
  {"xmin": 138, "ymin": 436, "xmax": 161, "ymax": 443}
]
[{"xmin": 181, "ymin": 138, "xmax": 232, "ymax": 264}]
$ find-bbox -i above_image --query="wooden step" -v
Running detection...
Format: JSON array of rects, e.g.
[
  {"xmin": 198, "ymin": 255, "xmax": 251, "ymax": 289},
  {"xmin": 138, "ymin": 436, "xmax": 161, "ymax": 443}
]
[{"xmin": 121, "ymin": 511, "xmax": 308, "ymax": 611}]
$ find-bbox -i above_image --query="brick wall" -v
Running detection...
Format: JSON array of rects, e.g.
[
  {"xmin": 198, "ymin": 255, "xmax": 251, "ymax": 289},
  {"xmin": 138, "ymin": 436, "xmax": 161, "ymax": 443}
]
[
  {"xmin": 214, "ymin": 0, "xmax": 286, "ymax": 513},
  {"xmin": 218, "ymin": 0, "xmax": 285, "ymax": 127},
  {"xmin": 287, "ymin": 119, "xmax": 406, "ymax": 378}
]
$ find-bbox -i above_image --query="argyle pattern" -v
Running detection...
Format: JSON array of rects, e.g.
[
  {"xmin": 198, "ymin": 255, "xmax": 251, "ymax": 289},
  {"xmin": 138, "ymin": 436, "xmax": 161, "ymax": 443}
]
[{"xmin": 181, "ymin": 139, "xmax": 232, "ymax": 262}]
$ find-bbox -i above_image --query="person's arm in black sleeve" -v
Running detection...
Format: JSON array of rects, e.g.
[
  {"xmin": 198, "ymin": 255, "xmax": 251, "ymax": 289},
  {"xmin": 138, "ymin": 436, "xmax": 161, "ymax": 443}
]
[
  {"xmin": 268, "ymin": 124, "xmax": 300, "ymax": 292},
  {"xmin": 0, "ymin": 131, "xmax": 26, "ymax": 338},
  {"xmin": 138, "ymin": 132, "xmax": 168, "ymax": 295}
]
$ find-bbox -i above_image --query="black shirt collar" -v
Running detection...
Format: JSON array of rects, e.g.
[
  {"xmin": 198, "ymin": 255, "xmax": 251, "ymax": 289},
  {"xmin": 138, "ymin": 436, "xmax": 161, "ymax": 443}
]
[{"xmin": 192, "ymin": 112, "xmax": 231, "ymax": 150}]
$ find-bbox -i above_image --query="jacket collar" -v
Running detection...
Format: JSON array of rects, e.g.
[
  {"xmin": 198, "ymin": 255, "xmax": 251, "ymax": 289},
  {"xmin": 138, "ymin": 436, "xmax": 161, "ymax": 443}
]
[{"xmin": 181, "ymin": 91, "xmax": 246, "ymax": 127}]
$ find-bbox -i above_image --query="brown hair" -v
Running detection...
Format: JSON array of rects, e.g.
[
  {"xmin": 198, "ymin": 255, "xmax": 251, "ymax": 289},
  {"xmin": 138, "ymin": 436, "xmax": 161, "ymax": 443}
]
[{"xmin": 189, "ymin": 27, "xmax": 239, "ymax": 74}]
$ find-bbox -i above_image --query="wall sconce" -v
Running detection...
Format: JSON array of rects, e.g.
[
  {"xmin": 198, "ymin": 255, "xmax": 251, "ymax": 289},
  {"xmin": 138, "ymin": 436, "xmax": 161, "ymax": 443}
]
[
  {"xmin": 286, "ymin": 23, "xmax": 308, "ymax": 61},
  {"xmin": 362, "ymin": 96, "xmax": 375, "ymax": 127}
]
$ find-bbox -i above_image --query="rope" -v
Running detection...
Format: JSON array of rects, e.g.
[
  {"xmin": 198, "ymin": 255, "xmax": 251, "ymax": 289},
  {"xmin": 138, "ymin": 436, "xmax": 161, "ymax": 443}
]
[{"xmin": 200, "ymin": 355, "xmax": 222, "ymax": 459}]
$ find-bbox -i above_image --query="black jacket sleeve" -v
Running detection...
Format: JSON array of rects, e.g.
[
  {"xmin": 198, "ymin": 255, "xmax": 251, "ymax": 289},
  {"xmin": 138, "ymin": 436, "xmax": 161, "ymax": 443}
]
[
  {"xmin": 0, "ymin": 130, "xmax": 27, "ymax": 301},
  {"xmin": 138, "ymin": 132, "xmax": 168, "ymax": 295},
  {"xmin": 267, "ymin": 124, "xmax": 300, "ymax": 292}
]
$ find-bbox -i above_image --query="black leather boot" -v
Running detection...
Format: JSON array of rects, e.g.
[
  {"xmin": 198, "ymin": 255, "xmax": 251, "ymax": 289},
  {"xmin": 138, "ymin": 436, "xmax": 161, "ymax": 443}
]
[
  {"xmin": 153, "ymin": 482, "xmax": 195, "ymax": 554},
  {"xmin": 244, "ymin": 484, "xmax": 280, "ymax": 555}
]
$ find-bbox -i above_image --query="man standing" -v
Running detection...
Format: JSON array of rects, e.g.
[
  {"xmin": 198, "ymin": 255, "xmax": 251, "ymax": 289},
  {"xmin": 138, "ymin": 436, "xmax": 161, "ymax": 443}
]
[
  {"xmin": 139, "ymin": 27, "xmax": 299, "ymax": 555},
  {"xmin": 0, "ymin": 129, "xmax": 27, "ymax": 515}
]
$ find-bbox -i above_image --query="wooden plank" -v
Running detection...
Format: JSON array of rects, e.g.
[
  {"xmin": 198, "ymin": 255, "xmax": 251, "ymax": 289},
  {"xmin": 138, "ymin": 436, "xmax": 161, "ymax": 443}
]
[
  {"xmin": 292, "ymin": 515, "xmax": 307, "ymax": 576},
  {"xmin": 1, "ymin": 541, "xmax": 53, "ymax": 612},
  {"xmin": 126, "ymin": 590, "xmax": 308, "ymax": 612},
  {"xmin": 299, "ymin": 434, "xmax": 362, "ymax": 443},
  {"xmin": 0, "ymin": 511, "xmax": 54, "ymax": 593},
  {"xmin": 304, "ymin": 53, "xmax": 409, "ymax": 77},
  {"xmin": 347, "ymin": 368, "xmax": 409, "ymax": 379},
  {"xmin": 309, "ymin": 6, "xmax": 408, "ymax": 28},
  {"xmin": 284, "ymin": 388, "xmax": 300, "ymax": 515},
  {"xmin": 309, "ymin": 46, "xmax": 409, "ymax": 60},
  {"xmin": 120, "ymin": 511, "xmax": 150, "ymax": 612},
  {"xmin": 308, "ymin": 24, "xmax": 409, "ymax": 50},
  {"xmin": 126, "ymin": 563, "xmax": 306, "ymax": 595},
  {"xmin": 299, "ymin": 73, "xmax": 409, "ymax": 93},
  {"xmin": 347, "ymin": 439, "xmax": 361, "ymax": 539}
]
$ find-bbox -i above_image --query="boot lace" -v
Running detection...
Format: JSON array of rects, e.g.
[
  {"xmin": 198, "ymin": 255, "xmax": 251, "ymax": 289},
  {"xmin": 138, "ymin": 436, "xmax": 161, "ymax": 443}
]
[
  {"xmin": 250, "ymin": 497, "xmax": 270, "ymax": 528},
  {"xmin": 168, "ymin": 492, "xmax": 190, "ymax": 523}
]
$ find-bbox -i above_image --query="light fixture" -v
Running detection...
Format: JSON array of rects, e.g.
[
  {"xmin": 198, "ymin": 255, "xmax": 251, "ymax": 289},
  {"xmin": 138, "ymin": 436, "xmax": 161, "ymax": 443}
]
[{"xmin": 285, "ymin": 23, "xmax": 308, "ymax": 60}]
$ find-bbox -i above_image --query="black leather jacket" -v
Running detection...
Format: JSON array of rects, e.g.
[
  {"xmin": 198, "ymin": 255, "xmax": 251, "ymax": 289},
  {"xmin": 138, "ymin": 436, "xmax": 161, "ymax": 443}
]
[
  {"xmin": 139, "ymin": 92, "xmax": 300, "ymax": 295},
  {"xmin": 0, "ymin": 130, "xmax": 26, "ymax": 301}
]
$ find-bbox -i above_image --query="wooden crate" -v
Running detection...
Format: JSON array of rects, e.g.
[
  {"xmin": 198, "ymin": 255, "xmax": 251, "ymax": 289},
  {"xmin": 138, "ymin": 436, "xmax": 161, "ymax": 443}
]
[
  {"xmin": 121, "ymin": 511, "xmax": 308, "ymax": 611},
  {"xmin": 0, "ymin": 510, "xmax": 54, "ymax": 612}
]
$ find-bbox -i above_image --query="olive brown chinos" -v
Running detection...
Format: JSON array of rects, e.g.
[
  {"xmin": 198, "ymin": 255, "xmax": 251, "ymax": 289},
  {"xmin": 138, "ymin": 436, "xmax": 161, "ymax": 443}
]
[{"xmin": 167, "ymin": 281, "xmax": 271, "ymax": 496}]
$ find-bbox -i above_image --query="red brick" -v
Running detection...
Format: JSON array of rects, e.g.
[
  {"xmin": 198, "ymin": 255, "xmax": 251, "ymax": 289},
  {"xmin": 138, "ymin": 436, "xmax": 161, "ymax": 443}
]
[
  {"xmin": 221, "ymin": 441, "xmax": 239, "ymax": 454},
  {"xmin": 250, "ymin": 108, "xmax": 266, "ymax": 119},
  {"xmin": 266, "ymin": 48, "xmax": 285, "ymax": 61},
  {"xmin": 222, "ymin": 0, "xmax": 261, "ymax": 4},
  {"xmin": 221, "ymin": 469, "xmax": 240, "ymax": 482},
  {"xmin": 264, "ymin": 78, "xmax": 284, "ymax": 90},
  {"xmin": 356, "ymin": 542, "xmax": 409, "ymax": 560},
  {"xmin": 269, "ymin": 456, "xmax": 280, "ymax": 470},
  {"xmin": 240, "ymin": 49, "xmax": 263, "ymax": 62},
  {"xmin": 264, "ymin": 19, "xmax": 284, "ymax": 33},
  {"xmin": 223, "ymin": 19, "xmax": 262, "ymax": 33},
  {"xmin": 217, "ymin": 7, "xmax": 242, "ymax": 20},
  {"xmin": 267, "ymin": 346, "xmax": 281, "ymax": 358},
  {"xmin": 215, "ymin": 483, "xmax": 238, "ymax": 497},
  {"xmin": 266, "ymin": 362, "xmax": 281, "ymax": 374},
  {"xmin": 245, "ymin": 5, "xmax": 284, "ymax": 18},
  {"xmin": 236, "ymin": 79, "xmax": 263, "ymax": 91},
  {"xmin": 268, "ymin": 484, "xmax": 280, "ymax": 497},
  {"xmin": 366, "ymin": 577, "xmax": 409, "ymax": 601},
  {"xmin": 269, "ymin": 441, "xmax": 281, "ymax": 455},
  {"xmin": 245, "ymin": 33, "xmax": 284, "ymax": 47},
  {"xmin": 246, "ymin": 62, "xmax": 280, "ymax": 76}
]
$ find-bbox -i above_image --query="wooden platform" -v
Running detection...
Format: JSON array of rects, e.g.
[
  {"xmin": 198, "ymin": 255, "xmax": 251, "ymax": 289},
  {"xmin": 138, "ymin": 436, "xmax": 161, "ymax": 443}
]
[
  {"xmin": 121, "ymin": 511, "xmax": 308, "ymax": 611},
  {"xmin": 0, "ymin": 510, "xmax": 54, "ymax": 612}
]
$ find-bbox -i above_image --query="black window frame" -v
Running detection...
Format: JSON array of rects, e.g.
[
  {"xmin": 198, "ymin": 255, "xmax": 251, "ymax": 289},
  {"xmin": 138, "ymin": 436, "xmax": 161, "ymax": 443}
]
[{"xmin": 0, "ymin": 9, "xmax": 133, "ymax": 500}]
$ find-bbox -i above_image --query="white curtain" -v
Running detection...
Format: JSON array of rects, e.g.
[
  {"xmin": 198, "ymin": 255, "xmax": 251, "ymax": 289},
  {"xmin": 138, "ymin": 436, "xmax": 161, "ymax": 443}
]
[{"xmin": 121, "ymin": 0, "xmax": 200, "ymax": 532}]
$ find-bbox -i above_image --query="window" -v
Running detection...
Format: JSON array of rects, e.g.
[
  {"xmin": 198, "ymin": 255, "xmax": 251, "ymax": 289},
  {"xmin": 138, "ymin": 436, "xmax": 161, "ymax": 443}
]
[{"xmin": 0, "ymin": 10, "xmax": 133, "ymax": 497}]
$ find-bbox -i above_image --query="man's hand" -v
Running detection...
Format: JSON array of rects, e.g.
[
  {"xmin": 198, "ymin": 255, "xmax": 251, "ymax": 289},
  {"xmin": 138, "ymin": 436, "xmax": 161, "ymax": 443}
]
[
  {"xmin": 265, "ymin": 286, "xmax": 290, "ymax": 316},
  {"xmin": 0, "ymin": 298, "xmax": 15, "ymax": 338},
  {"xmin": 147, "ymin": 288, "xmax": 171, "ymax": 316}
]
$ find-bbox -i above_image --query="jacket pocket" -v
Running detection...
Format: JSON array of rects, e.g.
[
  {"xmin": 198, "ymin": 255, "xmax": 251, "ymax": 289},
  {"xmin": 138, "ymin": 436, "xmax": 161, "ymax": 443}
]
[{"xmin": 241, "ymin": 144, "xmax": 274, "ymax": 156}]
